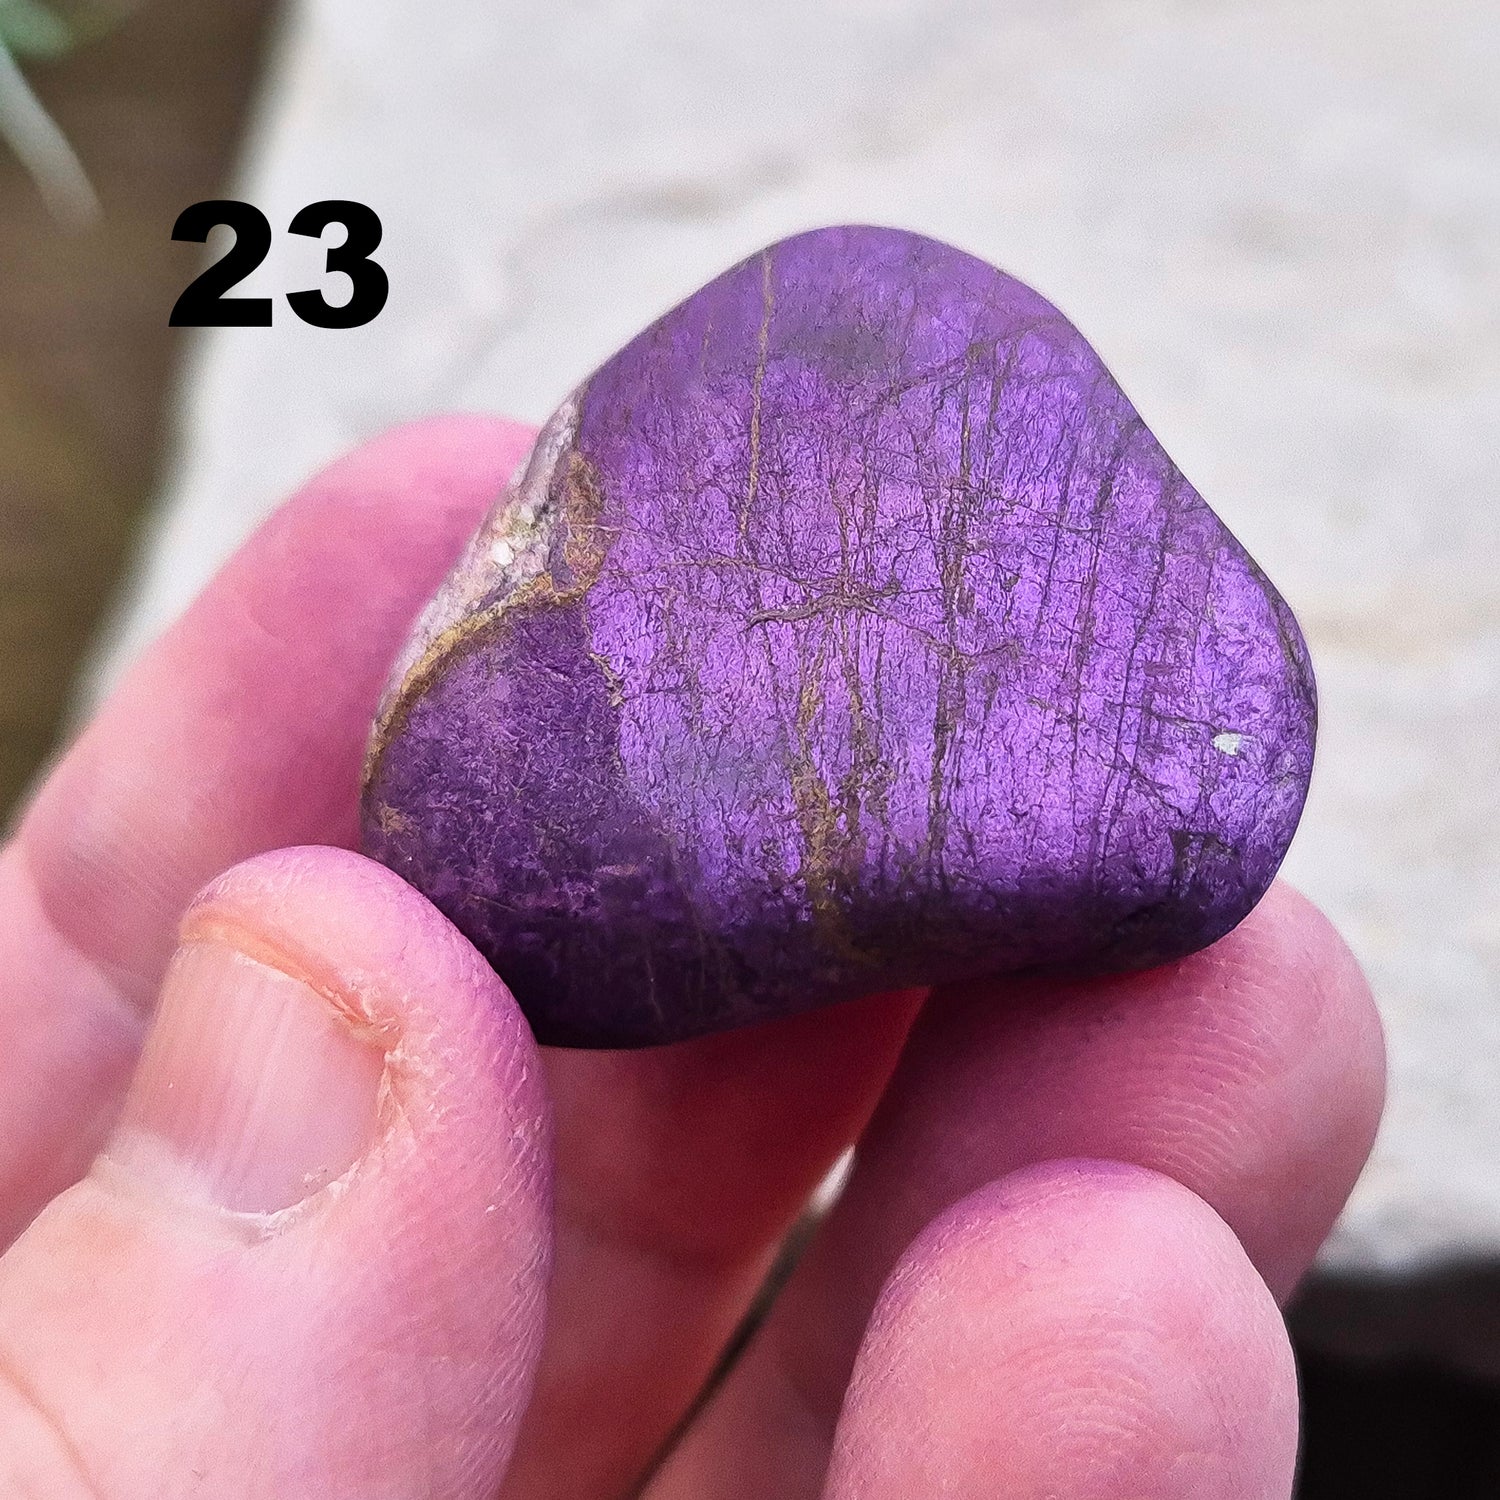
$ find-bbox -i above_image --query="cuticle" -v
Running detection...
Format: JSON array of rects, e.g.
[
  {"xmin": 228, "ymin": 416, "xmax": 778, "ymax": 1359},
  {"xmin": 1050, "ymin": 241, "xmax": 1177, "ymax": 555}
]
[{"xmin": 174, "ymin": 913, "xmax": 400, "ymax": 1050}]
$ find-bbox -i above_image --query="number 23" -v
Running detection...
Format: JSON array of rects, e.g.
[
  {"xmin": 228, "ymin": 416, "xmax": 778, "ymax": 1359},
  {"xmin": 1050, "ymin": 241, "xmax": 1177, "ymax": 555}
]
[{"xmin": 169, "ymin": 199, "xmax": 389, "ymax": 329}]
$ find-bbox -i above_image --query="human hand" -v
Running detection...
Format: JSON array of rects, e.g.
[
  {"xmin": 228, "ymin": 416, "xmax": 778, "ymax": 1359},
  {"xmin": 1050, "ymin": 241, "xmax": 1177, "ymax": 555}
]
[{"xmin": 0, "ymin": 418, "xmax": 1384, "ymax": 1498}]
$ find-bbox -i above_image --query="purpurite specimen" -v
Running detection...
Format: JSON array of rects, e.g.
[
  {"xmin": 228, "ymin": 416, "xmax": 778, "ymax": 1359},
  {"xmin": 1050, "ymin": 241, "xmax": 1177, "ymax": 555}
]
[{"xmin": 363, "ymin": 226, "xmax": 1316, "ymax": 1047}]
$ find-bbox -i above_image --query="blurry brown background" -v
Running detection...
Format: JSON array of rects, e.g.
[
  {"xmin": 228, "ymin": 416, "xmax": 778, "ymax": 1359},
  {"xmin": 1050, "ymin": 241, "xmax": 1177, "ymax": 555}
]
[{"xmin": 0, "ymin": 0, "xmax": 275, "ymax": 812}]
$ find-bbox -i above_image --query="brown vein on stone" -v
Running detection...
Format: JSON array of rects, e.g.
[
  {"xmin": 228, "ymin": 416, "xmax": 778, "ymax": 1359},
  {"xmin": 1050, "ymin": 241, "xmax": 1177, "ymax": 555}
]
[
  {"xmin": 741, "ymin": 248, "xmax": 774, "ymax": 547},
  {"xmin": 362, "ymin": 448, "xmax": 610, "ymax": 791},
  {"xmin": 787, "ymin": 634, "xmax": 862, "ymax": 959}
]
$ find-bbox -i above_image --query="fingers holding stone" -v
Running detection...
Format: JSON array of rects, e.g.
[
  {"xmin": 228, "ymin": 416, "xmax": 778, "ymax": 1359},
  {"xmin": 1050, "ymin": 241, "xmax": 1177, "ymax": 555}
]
[
  {"xmin": 652, "ymin": 883, "xmax": 1380, "ymax": 1498},
  {"xmin": 810, "ymin": 882, "xmax": 1384, "ymax": 1319},
  {"xmin": 0, "ymin": 847, "xmax": 551, "ymax": 1500},
  {"xmin": 501, "ymin": 988, "xmax": 921, "ymax": 1500},
  {"xmin": 0, "ymin": 417, "xmax": 534, "ymax": 1239},
  {"xmin": 822, "ymin": 1163, "xmax": 1299, "ymax": 1500},
  {"xmin": 18, "ymin": 416, "xmax": 537, "ymax": 999}
]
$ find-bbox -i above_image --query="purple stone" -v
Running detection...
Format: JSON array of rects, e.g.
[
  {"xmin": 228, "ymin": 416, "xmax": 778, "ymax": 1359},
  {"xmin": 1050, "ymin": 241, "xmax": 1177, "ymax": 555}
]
[{"xmin": 362, "ymin": 226, "xmax": 1315, "ymax": 1048}]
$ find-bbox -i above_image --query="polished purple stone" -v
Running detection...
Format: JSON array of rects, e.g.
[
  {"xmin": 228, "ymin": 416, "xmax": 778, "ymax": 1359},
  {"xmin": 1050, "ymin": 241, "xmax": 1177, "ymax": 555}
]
[{"xmin": 362, "ymin": 226, "xmax": 1315, "ymax": 1047}]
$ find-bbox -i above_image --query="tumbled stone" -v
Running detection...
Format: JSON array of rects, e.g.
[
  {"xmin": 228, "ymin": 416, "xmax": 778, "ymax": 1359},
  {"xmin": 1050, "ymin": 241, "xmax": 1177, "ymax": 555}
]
[{"xmin": 361, "ymin": 225, "xmax": 1316, "ymax": 1047}]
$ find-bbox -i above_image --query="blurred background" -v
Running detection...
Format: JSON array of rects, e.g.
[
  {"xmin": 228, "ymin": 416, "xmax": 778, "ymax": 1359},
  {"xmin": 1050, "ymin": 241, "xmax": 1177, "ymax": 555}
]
[{"xmin": 2, "ymin": 1, "xmax": 1497, "ymax": 1492}]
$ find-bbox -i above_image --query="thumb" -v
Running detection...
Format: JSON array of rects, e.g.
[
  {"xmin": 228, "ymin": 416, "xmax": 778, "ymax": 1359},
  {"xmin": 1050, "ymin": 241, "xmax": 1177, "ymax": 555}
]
[{"xmin": 0, "ymin": 848, "xmax": 551, "ymax": 1500}]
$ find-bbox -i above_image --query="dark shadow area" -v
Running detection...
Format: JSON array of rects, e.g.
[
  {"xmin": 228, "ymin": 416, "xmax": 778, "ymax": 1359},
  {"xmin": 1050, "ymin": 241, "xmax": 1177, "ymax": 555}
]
[
  {"xmin": 1298, "ymin": 1347, "xmax": 1500, "ymax": 1498},
  {"xmin": 1295, "ymin": 1264, "xmax": 1500, "ymax": 1498}
]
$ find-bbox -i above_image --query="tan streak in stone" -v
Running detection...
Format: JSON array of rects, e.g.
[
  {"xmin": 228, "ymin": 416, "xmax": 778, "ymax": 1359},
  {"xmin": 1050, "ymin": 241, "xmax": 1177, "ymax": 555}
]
[
  {"xmin": 740, "ymin": 248, "xmax": 774, "ymax": 548},
  {"xmin": 362, "ymin": 444, "xmax": 610, "ymax": 791}
]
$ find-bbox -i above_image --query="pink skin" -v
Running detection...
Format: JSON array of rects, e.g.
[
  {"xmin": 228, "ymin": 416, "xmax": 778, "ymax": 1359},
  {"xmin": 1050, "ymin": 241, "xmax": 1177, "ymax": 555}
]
[
  {"xmin": 0, "ymin": 849, "xmax": 551, "ymax": 1497},
  {"xmin": 823, "ymin": 1164, "xmax": 1300, "ymax": 1500},
  {"xmin": 0, "ymin": 418, "xmax": 1384, "ymax": 1498}
]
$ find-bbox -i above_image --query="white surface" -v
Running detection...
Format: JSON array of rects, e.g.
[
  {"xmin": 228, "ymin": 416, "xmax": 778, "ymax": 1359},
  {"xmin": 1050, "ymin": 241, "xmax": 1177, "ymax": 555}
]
[{"xmin": 97, "ymin": 0, "xmax": 1500, "ymax": 1279}]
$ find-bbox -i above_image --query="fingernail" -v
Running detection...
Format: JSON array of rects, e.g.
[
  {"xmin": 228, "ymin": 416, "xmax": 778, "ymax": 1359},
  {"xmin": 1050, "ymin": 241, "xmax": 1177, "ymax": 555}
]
[{"xmin": 107, "ymin": 939, "xmax": 386, "ymax": 1214}]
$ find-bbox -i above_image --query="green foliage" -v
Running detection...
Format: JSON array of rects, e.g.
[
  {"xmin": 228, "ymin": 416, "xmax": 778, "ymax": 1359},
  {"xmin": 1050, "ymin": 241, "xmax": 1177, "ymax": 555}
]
[
  {"xmin": 0, "ymin": 0, "xmax": 77, "ymax": 59},
  {"xmin": 0, "ymin": 0, "xmax": 109, "ymax": 222}
]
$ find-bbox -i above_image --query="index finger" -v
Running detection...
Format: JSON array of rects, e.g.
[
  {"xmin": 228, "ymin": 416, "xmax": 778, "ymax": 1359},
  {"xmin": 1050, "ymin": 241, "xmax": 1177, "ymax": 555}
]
[{"xmin": 0, "ymin": 415, "xmax": 536, "ymax": 1239}]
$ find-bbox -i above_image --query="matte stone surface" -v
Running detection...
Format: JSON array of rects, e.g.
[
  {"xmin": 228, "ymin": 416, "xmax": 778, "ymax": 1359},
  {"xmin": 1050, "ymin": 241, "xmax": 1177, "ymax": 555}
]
[{"xmin": 363, "ymin": 226, "xmax": 1315, "ymax": 1046}]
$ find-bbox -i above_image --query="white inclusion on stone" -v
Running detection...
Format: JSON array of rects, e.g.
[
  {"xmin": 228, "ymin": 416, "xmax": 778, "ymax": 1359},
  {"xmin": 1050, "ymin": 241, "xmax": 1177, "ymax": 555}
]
[
  {"xmin": 372, "ymin": 393, "xmax": 580, "ymax": 728},
  {"xmin": 1213, "ymin": 731, "xmax": 1247, "ymax": 755}
]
